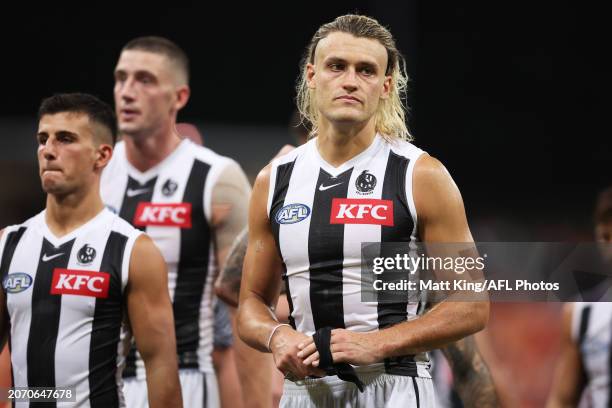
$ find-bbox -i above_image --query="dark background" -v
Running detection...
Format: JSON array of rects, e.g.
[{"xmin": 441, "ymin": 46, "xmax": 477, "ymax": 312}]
[{"xmin": 0, "ymin": 2, "xmax": 607, "ymax": 239}]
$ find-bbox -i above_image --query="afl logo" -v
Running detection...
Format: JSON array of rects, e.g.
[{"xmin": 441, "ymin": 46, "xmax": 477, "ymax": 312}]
[
  {"xmin": 275, "ymin": 203, "xmax": 311, "ymax": 224},
  {"xmin": 355, "ymin": 170, "xmax": 377, "ymax": 194},
  {"xmin": 3, "ymin": 273, "xmax": 33, "ymax": 294},
  {"xmin": 77, "ymin": 244, "xmax": 97, "ymax": 265}
]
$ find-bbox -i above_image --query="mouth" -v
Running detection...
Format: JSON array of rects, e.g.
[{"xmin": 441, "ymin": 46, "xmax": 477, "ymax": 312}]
[
  {"xmin": 119, "ymin": 108, "xmax": 140, "ymax": 120},
  {"xmin": 334, "ymin": 95, "xmax": 362, "ymax": 104}
]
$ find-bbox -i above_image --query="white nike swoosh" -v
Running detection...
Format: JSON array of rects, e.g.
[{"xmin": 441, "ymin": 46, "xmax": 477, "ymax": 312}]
[
  {"xmin": 126, "ymin": 188, "xmax": 151, "ymax": 197},
  {"xmin": 319, "ymin": 182, "xmax": 343, "ymax": 191},
  {"xmin": 42, "ymin": 253, "xmax": 64, "ymax": 262}
]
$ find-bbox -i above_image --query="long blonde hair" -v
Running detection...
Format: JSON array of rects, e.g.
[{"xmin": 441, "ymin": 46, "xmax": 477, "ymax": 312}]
[{"xmin": 296, "ymin": 14, "xmax": 412, "ymax": 142}]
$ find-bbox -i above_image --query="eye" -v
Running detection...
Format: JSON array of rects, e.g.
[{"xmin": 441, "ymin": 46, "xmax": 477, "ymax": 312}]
[
  {"xmin": 57, "ymin": 134, "xmax": 74, "ymax": 144},
  {"xmin": 37, "ymin": 134, "xmax": 48, "ymax": 145},
  {"xmin": 359, "ymin": 66, "xmax": 375, "ymax": 76},
  {"xmin": 329, "ymin": 63, "xmax": 344, "ymax": 72}
]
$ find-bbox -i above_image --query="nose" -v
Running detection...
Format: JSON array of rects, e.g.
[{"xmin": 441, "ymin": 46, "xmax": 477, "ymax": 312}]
[
  {"xmin": 342, "ymin": 67, "xmax": 358, "ymax": 93},
  {"xmin": 41, "ymin": 140, "xmax": 57, "ymax": 161},
  {"xmin": 118, "ymin": 78, "xmax": 136, "ymax": 103}
]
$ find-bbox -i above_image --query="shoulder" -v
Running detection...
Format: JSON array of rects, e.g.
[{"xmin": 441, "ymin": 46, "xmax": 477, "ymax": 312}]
[
  {"xmin": 107, "ymin": 211, "xmax": 142, "ymax": 239},
  {"xmin": 387, "ymin": 138, "xmax": 426, "ymax": 161},
  {"xmin": 271, "ymin": 139, "xmax": 310, "ymax": 168},
  {"xmin": 413, "ymin": 154, "xmax": 454, "ymax": 187},
  {"xmin": 186, "ymin": 140, "xmax": 235, "ymax": 168}
]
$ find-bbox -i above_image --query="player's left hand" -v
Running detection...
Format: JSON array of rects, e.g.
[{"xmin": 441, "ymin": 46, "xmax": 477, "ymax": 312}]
[{"xmin": 296, "ymin": 329, "xmax": 383, "ymax": 367}]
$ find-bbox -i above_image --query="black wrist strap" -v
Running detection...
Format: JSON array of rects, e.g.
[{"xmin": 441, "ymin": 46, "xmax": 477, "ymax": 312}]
[{"xmin": 312, "ymin": 327, "xmax": 365, "ymax": 392}]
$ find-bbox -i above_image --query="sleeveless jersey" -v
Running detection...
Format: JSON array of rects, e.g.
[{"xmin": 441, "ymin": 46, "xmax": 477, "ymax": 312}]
[
  {"xmin": 101, "ymin": 139, "xmax": 233, "ymax": 378},
  {"xmin": 267, "ymin": 135, "xmax": 430, "ymax": 378},
  {"xmin": 0, "ymin": 208, "xmax": 141, "ymax": 407}
]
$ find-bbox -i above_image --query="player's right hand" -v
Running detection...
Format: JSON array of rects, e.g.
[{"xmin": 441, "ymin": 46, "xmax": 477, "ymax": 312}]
[{"xmin": 269, "ymin": 325, "xmax": 326, "ymax": 380}]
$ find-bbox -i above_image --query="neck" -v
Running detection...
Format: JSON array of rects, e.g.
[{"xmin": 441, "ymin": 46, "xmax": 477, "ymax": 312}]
[
  {"xmin": 316, "ymin": 118, "xmax": 377, "ymax": 167},
  {"xmin": 124, "ymin": 123, "xmax": 182, "ymax": 172},
  {"xmin": 45, "ymin": 181, "xmax": 105, "ymax": 237}
]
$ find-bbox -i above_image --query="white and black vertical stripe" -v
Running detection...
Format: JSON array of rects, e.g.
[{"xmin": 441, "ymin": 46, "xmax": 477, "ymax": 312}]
[
  {"xmin": 0, "ymin": 227, "xmax": 26, "ymax": 404},
  {"xmin": 270, "ymin": 160, "xmax": 296, "ymax": 328},
  {"xmin": 174, "ymin": 159, "xmax": 210, "ymax": 369},
  {"xmin": 89, "ymin": 231, "xmax": 128, "ymax": 407},
  {"xmin": 308, "ymin": 168, "xmax": 353, "ymax": 331},
  {"xmin": 26, "ymin": 238, "xmax": 74, "ymax": 405},
  {"xmin": 379, "ymin": 151, "xmax": 418, "ymax": 376},
  {"xmin": 119, "ymin": 176, "xmax": 157, "ymax": 231},
  {"xmin": 119, "ymin": 176, "xmax": 156, "ymax": 378},
  {"xmin": 0, "ymin": 227, "xmax": 27, "ymax": 280}
]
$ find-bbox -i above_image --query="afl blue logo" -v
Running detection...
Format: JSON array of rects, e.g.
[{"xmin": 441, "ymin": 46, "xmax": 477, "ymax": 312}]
[
  {"xmin": 276, "ymin": 203, "xmax": 311, "ymax": 224},
  {"xmin": 2, "ymin": 273, "xmax": 33, "ymax": 294}
]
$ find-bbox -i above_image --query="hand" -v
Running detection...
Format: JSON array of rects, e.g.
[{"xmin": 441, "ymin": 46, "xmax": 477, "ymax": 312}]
[
  {"xmin": 297, "ymin": 329, "xmax": 384, "ymax": 367},
  {"xmin": 270, "ymin": 326, "xmax": 326, "ymax": 380}
]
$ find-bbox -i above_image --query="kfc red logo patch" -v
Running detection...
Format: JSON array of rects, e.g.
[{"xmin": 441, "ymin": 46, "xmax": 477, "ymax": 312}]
[
  {"xmin": 330, "ymin": 198, "xmax": 394, "ymax": 226},
  {"xmin": 133, "ymin": 203, "xmax": 192, "ymax": 228},
  {"xmin": 50, "ymin": 269, "xmax": 110, "ymax": 298}
]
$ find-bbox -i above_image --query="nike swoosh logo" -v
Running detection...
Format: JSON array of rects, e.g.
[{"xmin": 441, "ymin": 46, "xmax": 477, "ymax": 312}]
[
  {"xmin": 319, "ymin": 182, "xmax": 343, "ymax": 191},
  {"xmin": 126, "ymin": 188, "xmax": 151, "ymax": 197},
  {"xmin": 42, "ymin": 253, "xmax": 64, "ymax": 262}
]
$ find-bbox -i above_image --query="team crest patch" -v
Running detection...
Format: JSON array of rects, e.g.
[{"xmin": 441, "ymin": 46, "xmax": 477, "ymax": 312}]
[
  {"xmin": 2, "ymin": 273, "xmax": 33, "ymax": 294},
  {"xmin": 355, "ymin": 170, "xmax": 377, "ymax": 195},
  {"xmin": 275, "ymin": 203, "xmax": 311, "ymax": 224},
  {"xmin": 77, "ymin": 244, "xmax": 97, "ymax": 265},
  {"xmin": 162, "ymin": 179, "xmax": 178, "ymax": 196}
]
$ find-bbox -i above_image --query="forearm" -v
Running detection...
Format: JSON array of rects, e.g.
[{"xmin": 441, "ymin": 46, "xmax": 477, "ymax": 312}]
[
  {"xmin": 441, "ymin": 336, "xmax": 499, "ymax": 407},
  {"xmin": 237, "ymin": 295, "xmax": 282, "ymax": 352},
  {"xmin": 142, "ymin": 353, "xmax": 182, "ymax": 408},
  {"xmin": 216, "ymin": 229, "xmax": 248, "ymax": 307},
  {"xmin": 379, "ymin": 301, "xmax": 488, "ymax": 358}
]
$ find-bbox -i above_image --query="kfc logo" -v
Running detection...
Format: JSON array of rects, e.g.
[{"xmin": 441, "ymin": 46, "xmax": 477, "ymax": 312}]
[
  {"xmin": 330, "ymin": 198, "xmax": 394, "ymax": 226},
  {"xmin": 50, "ymin": 269, "xmax": 110, "ymax": 298},
  {"xmin": 133, "ymin": 203, "xmax": 192, "ymax": 228}
]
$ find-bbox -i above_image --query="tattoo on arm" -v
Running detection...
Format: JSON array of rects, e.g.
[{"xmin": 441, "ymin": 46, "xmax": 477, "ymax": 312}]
[
  {"xmin": 441, "ymin": 336, "xmax": 499, "ymax": 407},
  {"xmin": 219, "ymin": 229, "xmax": 248, "ymax": 299}
]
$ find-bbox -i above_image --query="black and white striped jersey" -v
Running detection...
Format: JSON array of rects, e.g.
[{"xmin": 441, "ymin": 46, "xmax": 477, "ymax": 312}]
[
  {"xmin": 0, "ymin": 208, "xmax": 141, "ymax": 407},
  {"xmin": 572, "ymin": 302, "xmax": 612, "ymax": 407},
  {"xmin": 267, "ymin": 135, "xmax": 430, "ymax": 378},
  {"xmin": 101, "ymin": 139, "xmax": 233, "ymax": 379}
]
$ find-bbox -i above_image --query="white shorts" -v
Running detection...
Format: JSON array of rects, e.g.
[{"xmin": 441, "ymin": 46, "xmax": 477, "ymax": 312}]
[
  {"xmin": 280, "ymin": 366, "xmax": 435, "ymax": 408},
  {"xmin": 123, "ymin": 369, "xmax": 219, "ymax": 408}
]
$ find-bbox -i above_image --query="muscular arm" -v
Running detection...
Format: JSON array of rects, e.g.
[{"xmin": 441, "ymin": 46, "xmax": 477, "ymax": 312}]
[
  {"xmin": 379, "ymin": 155, "xmax": 489, "ymax": 356},
  {"xmin": 215, "ymin": 228, "xmax": 247, "ymax": 307},
  {"xmin": 210, "ymin": 160, "xmax": 251, "ymax": 272},
  {"xmin": 127, "ymin": 234, "xmax": 182, "ymax": 408},
  {"xmin": 441, "ymin": 335, "xmax": 499, "ymax": 407},
  {"xmin": 546, "ymin": 304, "xmax": 586, "ymax": 408}
]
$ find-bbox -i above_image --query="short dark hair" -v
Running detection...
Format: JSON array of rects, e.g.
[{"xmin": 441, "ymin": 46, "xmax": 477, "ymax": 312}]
[
  {"xmin": 122, "ymin": 36, "xmax": 189, "ymax": 84},
  {"xmin": 38, "ymin": 93, "xmax": 118, "ymax": 145}
]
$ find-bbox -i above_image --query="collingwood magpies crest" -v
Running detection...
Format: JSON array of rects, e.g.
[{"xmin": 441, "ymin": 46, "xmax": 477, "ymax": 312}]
[
  {"xmin": 355, "ymin": 170, "xmax": 377, "ymax": 194},
  {"xmin": 77, "ymin": 244, "xmax": 96, "ymax": 265},
  {"xmin": 162, "ymin": 178, "xmax": 178, "ymax": 196}
]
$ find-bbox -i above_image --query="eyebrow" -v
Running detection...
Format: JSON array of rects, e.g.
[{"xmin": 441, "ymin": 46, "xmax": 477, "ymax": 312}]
[
  {"xmin": 324, "ymin": 56, "xmax": 379, "ymax": 69},
  {"xmin": 37, "ymin": 130, "xmax": 78, "ymax": 138},
  {"xmin": 114, "ymin": 68, "xmax": 157, "ymax": 79}
]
